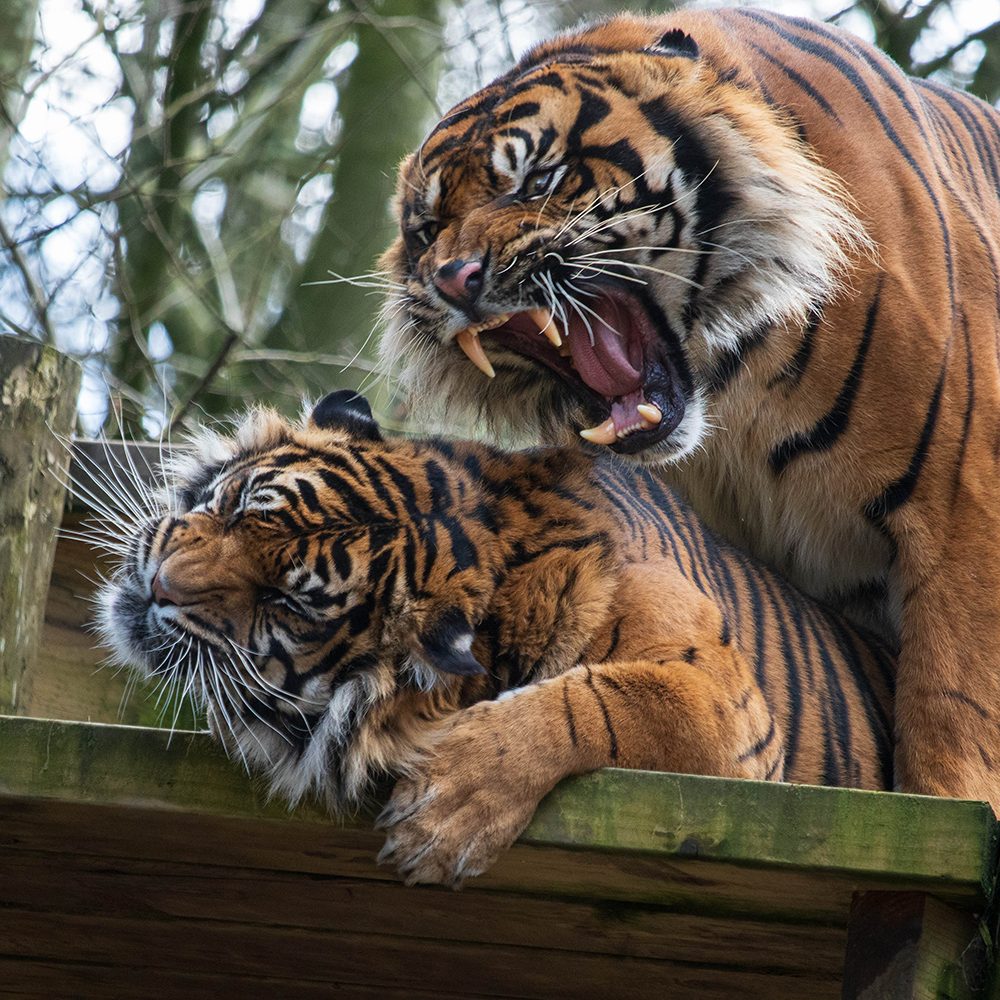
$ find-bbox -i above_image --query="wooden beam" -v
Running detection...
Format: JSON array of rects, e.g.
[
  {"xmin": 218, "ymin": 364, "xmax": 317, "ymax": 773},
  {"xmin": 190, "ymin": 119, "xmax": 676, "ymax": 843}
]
[
  {"xmin": 0, "ymin": 716, "xmax": 995, "ymax": 903},
  {"xmin": 0, "ymin": 721, "xmax": 997, "ymax": 997},
  {"xmin": 841, "ymin": 891, "xmax": 988, "ymax": 1000},
  {"xmin": 0, "ymin": 341, "xmax": 79, "ymax": 713}
]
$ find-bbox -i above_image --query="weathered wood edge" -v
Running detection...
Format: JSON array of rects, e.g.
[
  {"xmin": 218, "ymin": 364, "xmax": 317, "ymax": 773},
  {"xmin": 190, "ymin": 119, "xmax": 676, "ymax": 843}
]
[
  {"xmin": 2, "ymin": 715, "xmax": 996, "ymax": 901},
  {"xmin": 0, "ymin": 342, "xmax": 80, "ymax": 712}
]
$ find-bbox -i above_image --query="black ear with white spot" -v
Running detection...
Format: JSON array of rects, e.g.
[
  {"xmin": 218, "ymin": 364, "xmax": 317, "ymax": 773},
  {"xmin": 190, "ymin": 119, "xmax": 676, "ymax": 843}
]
[
  {"xmin": 416, "ymin": 609, "xmax": 486, "ymax": 677},
  {"xmin": 649, "ymin": 28, "xmax": 699, "ymax": 60},
  {"xmin": 310, "ymin": 390, "xmax": 382, "ymax": 441}
]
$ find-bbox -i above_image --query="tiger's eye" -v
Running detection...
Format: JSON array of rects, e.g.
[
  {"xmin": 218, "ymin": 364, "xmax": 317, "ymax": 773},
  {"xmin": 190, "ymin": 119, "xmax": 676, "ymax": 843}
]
[
  {"xmin": 523, "ymin": 167, "xmax": 556, "ymax": 198},
  {"xmin": 412, "ymin": 221, "xmax": 439, "ymax": 248}
]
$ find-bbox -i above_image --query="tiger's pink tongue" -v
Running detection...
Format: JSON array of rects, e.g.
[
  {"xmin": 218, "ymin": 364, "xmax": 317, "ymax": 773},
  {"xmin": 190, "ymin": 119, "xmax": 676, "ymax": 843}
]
[{"xmin": 566, "ymin": 303, "xmax": 643, "ymax": 398}]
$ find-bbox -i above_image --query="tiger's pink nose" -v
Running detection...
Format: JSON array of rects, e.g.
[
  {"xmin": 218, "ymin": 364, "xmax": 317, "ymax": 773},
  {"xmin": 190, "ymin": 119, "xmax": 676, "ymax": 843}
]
[
  {"xmin": 434, "ymin": 258, "xmax": 484, "ymax": 304},
  {"xmin": 151, "ymin": 565, "xmax": 180, "ymax": 606}
]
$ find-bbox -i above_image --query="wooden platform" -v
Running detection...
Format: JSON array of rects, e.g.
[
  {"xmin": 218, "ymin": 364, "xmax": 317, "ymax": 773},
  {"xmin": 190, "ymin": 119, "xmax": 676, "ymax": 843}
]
[{"xmin": 1, "ymin": 715, "xmax": 997, "ymax": 999}]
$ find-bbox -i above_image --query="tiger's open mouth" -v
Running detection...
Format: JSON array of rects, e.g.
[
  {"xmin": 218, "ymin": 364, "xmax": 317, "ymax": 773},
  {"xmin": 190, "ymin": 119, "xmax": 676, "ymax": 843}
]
[{"xmin": 452, "ymin": 285, "xmax": 686, "ymax": 454}]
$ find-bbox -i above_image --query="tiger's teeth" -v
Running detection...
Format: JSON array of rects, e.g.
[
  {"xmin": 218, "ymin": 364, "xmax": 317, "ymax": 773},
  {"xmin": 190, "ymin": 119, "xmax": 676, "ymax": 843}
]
[
  {"xmin": 637, "ymin": 403, "xmax": 662, "ymax": 426},
  {"xmin": 477, "ymin": 312, "xmax": 511, "ymax": 332},
  {"xmin": 527, "ymin": 308, "xmax": 562, "ymax": 348},
  {"xmin": 579, "ymin": 418, "xmax": 617, "ymax": 446},
  {"xmin": 456, "ymin": 330, "xmax": 496, "ymax": 379}
]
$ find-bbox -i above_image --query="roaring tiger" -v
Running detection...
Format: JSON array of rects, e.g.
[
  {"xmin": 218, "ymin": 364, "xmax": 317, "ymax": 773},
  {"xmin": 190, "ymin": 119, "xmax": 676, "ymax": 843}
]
[
  {"xmin": 378, "ymin": 9, "xmax": 1000, "ymax": 812},
  {"xmin": 96, "ymin": 390, "xmax": 894, "ymax": 886}
]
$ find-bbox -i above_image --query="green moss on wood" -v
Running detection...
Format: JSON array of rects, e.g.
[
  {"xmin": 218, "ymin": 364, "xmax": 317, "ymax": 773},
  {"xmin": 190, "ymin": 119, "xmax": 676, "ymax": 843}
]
[{"xmin": 528, "ymin": 768, "xmax": 999, "ymax": 897}]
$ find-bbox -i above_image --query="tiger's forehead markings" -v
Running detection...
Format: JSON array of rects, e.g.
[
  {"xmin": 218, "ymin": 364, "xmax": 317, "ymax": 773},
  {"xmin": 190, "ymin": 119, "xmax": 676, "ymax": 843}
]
[
  {"xmin": 415, "ymin": 63, "xmax": 620, "ymax": 215},
  {"xmin": 418, "ymin": 59, "xmax": 600, "ymax": 176}
]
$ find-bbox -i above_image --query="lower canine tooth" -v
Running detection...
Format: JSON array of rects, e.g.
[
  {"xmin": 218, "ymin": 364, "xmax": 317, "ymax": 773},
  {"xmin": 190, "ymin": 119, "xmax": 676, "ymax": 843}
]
[
  {"xmin": 637, "ymin": 403, "xmax": 662, "ymax": 426},
  {"xmin": 456, "ymin": 330, "xmax": 496, "ymax": 379},
  {"xmin": 579, "ymin": 418, "xmax": 617, "ymax": 446}
]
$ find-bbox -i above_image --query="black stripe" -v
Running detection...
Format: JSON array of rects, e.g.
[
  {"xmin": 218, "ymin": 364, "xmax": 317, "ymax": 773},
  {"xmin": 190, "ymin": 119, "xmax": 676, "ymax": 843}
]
[
  {"xmin": 705, "ymin": 322, "xmax": 770, "ymax": 393},
  {"xmin": 942, "ymin": 689, "xmax": 991, "ymax": 719},
  {"xmin": 770, "ymin": 282, "xmax": 881, "ymax": 475},
  {"xmin": 736, "ymin": 558, "xmax": 769, "ymax": 690},
  {"xmin": 768, "ymin": 304, "xmax": 822, "ymax": 390},
  {"xmin": 502, "ymin": 101, "xmax": 540, "ymax": 123},
  {"xmin": 797, "ymin": 604, "xmax": 847, "ymax": 786},
  {"xmin": 757, "ymin": 572, "xmax": 804, "ymax": 774},
  {"xmin": 951, "ymin": 311, "xmax": 975, "ymax": 508},
  {"xmin": 568, "ymin": 87, "xmax": 611, "ymax": 142},
  {"xmin": 599, "ymin": 618, "xmax": 623, "ymax": 661},
  {"xmin": 638, "ymin": 95, "xmax": 735, "ymax": 326},
  {"xmin": 824, "ymin": 616, "xmax": 894, "ymax": 788},
  {"xmin": 585, "ymin": 667, "xmax": 619, "ymax": 760},
  {"xmin": 562, "ymin": 683, "xmax": 578, "ymax": 747},
  {"xmin": 738, "ymin": 10, "xmax": 955, "ymax": 306},
  {"xmin": 744, "ymin": 38, "xmax": 842, "ymax": 123},
  {"xmin": 918, "ymin": 87, "xmax": 985, "ymax": 201},
  {"xmin": 924, "ymin": 82, "xmax": 1000, "ymax": 194},
  {"xmin": 865, "ymin": 358, "xmax": 947, "ymax": 522},
  {"xmin": 737, "ymin": 717, "xmax": 776, "ymax": 763}
]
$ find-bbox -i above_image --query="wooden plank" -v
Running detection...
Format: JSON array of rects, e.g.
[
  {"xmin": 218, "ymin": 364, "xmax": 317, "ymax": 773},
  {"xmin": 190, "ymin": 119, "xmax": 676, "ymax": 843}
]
[
  {"xmin": 0, "ymin": 960, "xmax": 512, "ymax": 1000},
  {"xmin": 0, "ymin": 341, "xmax": 79, "ymax": 713},
  {"xmin": 841, "ymin": 891, "xmax": 988, "ymax": 1000},
  {"xmin": 2, "ymin": 793, "xmax": 938, "ymax": 927},
  {"xmin": 0, "ymin": 717, "xmax": 994, "ymax": 901},
  {"xmin": 0, "ymin": 849, "xmax": 848, "ymax": 972},
  {"xmin": 527, "ymin": 768, "xmax": 999, "ymax": 896},
  {"xmin": 0, "ymin": 906, "xmax": 839, "ymax": 1000},
  {"xmin": 1, "ymin": 716, "xmax": 996, "ymax": 997}
]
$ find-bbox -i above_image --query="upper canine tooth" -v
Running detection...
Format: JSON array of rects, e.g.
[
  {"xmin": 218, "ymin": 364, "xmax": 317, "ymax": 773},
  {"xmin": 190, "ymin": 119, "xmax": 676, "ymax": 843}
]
[
  {"xmin": 637, "ymin": 403, "xmax": 663, "ymax": 426},
  {"xmin": 456, "ymin": 329, "xmax": 496, "ymax": 379},
  {"xmin": 527, "ymin": 308, "xmax": 562, "ymax": 348}
]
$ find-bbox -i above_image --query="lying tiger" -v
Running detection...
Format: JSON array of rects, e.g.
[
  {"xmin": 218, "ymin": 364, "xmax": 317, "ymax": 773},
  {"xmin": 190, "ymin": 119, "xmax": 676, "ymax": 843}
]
[{"xmin": 97, "ymin": 390, "xmax": 894, "ymax": 886}]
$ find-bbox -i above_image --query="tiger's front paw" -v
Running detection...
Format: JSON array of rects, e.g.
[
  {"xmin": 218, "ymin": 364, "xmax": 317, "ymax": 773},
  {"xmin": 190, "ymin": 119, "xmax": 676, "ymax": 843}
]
[{"xmin": 375, "ymin": 707, "xmax": 544, "ymax": 887}]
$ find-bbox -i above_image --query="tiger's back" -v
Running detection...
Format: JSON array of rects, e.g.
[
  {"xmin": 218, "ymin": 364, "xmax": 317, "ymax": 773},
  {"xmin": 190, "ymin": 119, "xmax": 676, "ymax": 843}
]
[
  {"xmin": 585, "ymin": 460, "xmax": 895, "ymax": 790},
  {"xmin": 461, "ymin": 443, "xmax": 897, "ymax": 792}
]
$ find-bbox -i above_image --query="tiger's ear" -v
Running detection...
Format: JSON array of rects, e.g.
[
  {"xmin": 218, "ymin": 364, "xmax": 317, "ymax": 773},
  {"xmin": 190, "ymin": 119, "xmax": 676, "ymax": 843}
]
[
  {"xmin": 413, "ymin": 609, "xmax": 486, "ymax": 677},
  {"xmin": 310, "ymin": 390, "xmax": 382, "ymax": 441},
  {"xmin": 648, "ymin": 28, "xmax": 699, "ymax": 61}
]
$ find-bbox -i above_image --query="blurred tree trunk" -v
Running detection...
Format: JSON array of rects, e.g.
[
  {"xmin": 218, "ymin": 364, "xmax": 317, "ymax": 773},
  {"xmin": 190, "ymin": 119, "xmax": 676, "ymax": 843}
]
[
  {"xmin": 110, "ymin": 0, "xmax": 215, "ymax": 425},
  {"xmin": 0, "ymin": 0, "xmax": 38, "ymax": 180},
  {"xmin": 970, "ymin": 32, "xmax": 1000, "ymax": 106},
  {"xmin": 255, "ymin": 0, "xmax": 443, "ymax": 404}
]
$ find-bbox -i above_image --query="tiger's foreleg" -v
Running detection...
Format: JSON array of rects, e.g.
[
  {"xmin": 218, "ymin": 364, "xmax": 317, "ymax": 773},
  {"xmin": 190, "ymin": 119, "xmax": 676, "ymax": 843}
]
[
  {"xmin": 376, "ymin": 648, "xmax": 780, "ymax": 886},
  {"xmin": 891, "ymin": 508, "xmax": 1000, "ymax": 814}
]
